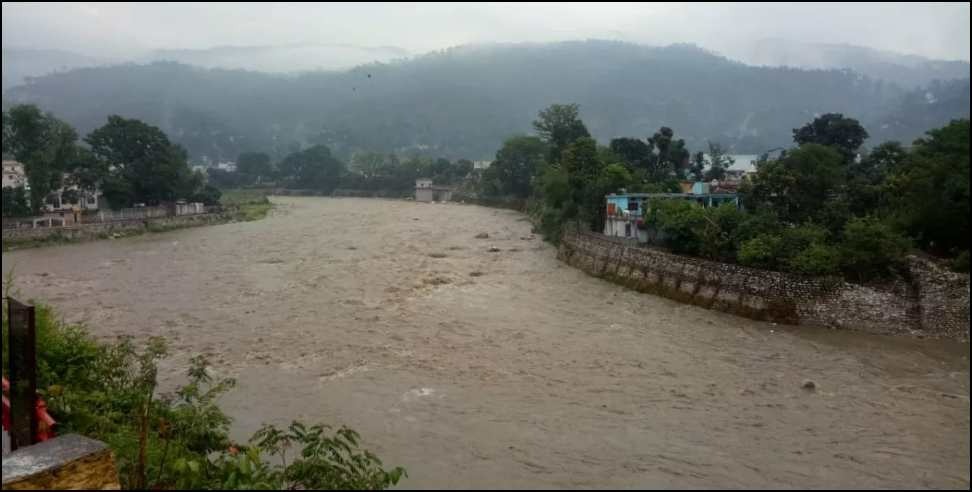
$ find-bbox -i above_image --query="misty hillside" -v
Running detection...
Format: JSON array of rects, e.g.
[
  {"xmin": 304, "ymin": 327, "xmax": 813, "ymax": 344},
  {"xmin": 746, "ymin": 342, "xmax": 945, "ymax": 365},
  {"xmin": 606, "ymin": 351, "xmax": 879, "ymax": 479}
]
[
  {"xmin": 3, "ymin": 40, "xmax": 969, "ymax": 162},
  {"xmin": 1, "ymin": 47, "xmax": 114, "ymax": 91},
  {"xmin": 734, "ymin": 38, "xmax": 970, "ymax": 89},
  {"xmin": 142, "ymin": 43, "xmax": 410, "ymax": 73}
]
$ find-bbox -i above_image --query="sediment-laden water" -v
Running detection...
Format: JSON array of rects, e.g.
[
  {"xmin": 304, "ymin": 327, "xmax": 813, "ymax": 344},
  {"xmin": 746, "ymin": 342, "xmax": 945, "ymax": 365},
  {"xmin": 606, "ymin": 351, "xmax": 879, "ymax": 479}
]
[{"xmin": 4, "ymin": 197, "xmax": 968, "ymax": 489}]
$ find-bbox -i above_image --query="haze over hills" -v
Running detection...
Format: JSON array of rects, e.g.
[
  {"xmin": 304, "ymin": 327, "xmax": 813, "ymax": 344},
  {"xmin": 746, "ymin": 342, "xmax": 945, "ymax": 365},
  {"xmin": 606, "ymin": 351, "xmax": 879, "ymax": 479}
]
[
  {"xmin": 2, "ymin": 43, "xmax": 410, "ymax": 91},
  {"xmin": 3, "ymin": 40, "xmax": 969, "ymax": 163},
  {"xmin": 141, "ymin": 43, "xmax": 411, "ymax": 73},
  {"xmin": 1, "ymin": 47, "xmax": 114, "ymax": 91},
  {"xmin": 727, "ymin": 38, "xmax": 970, "ymax": 89}
]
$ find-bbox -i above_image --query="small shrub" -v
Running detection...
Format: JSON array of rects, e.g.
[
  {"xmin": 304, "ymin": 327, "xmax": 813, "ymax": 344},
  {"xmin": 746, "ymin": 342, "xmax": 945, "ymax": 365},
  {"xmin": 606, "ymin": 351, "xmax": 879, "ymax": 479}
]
[
  {"xmin": 838, "ymin": 216, "xmax": 911, "ymax": 281},
  {"xmin": 787, "ymin": 242, "xmax": 841, "ymax": 276},
  {"xmin": 738, "ymin": 234, "xmax": 782, "ymax": 270},
  {"xmin": 652, "ymin": 199, "xmax": 706, "ymax": 255}
]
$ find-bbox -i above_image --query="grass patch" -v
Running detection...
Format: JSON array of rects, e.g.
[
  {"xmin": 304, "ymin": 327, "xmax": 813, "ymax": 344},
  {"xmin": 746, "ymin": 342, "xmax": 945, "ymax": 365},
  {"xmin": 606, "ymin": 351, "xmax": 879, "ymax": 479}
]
[{"xmin": 220, "ymin": 189, "xmax": 273, "ymax": 222}]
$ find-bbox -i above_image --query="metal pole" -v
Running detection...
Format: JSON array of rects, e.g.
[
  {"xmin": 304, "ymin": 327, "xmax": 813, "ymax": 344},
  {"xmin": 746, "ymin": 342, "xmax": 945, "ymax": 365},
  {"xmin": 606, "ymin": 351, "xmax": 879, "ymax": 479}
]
[{"xmin": 6, "ymin": 297, "xmax": 38, "ymax": 451}]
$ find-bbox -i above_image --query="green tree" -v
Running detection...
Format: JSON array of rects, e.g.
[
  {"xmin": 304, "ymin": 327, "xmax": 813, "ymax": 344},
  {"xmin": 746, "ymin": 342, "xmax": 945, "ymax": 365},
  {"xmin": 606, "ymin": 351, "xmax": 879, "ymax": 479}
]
[
  {"xmin": 2, "ymin": 186, "xmax": 31, "ymax": 217},
  {"xmin": 236, "ymin": 152, "xmax": 273, "ymax": 183},
  {"xmin": 5, "ymin": 105, "xmax": 79, "ymax": 213},
  {"xmin": 647, "ymin": 127, "xmax": 690, "ymax": 180},
  {"xmin": 86, "ymin": 115, "xmax": 200, "ymax": 207},
  {"xmin": 650, "ymin": 199, "xmax": 706, "ymax": 255},
  {"xmin": 533, "ymin": 104, "xmax": 590, "ymax": 162},
  {"xmin": 609, "ymin": 137, "xmax": 652, "ymax": 171},
  {"xmin": 487, "ymin": 136, "xmax": 548, "ymax": 197},
  {"xmin": 689, "ymin": 152, "xmax": 706, "ymax": 181},
  {"xmin": 885, "ymin": 119, "xmax": 969, "ymax": 255},
  {"xmin": 453, "ymin": 159, "xmax": 474, "ymax": 182},
  {"xmin": 561, "ymin": 137, "xmax": 604, "ymax": 227},
  {"xmin": 847, "ymin": 141, "xmax": 906, "ymax": 215},
  {"xmin": 792, "ymin": 113, "xmax": 869, "ymax": 164},
  {"xmin": 741, "ymin": 144, "xmax": 845, "ymax": 225},
  {"xmin": 838, "ymin": 216, "xmax": 911, "ymax": 281},
  {"xmin": 278, "ymin": 145, "xmax": 347, "ymax": 191},
  {"xmin": 698, "ymin": 203, "xmax": 746, "ymax": 261},
  {"xmin": 703, "ymin": 142, "xmax": 733, "ymax": 182},
  {"xmin": 349, "ymin": 152, "xmax": 386, "ymax": 178}
]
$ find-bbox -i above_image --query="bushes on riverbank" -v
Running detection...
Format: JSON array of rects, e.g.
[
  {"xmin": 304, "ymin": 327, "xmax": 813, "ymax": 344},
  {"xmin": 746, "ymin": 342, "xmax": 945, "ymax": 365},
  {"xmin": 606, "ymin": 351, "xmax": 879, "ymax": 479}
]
[
  {"xmin": 478, "ymin": 104, "xmax": 969, "ymax": 281},
  {"xmin": 1, "ymin": 288, "xmax": 405, "ymax": 490}
]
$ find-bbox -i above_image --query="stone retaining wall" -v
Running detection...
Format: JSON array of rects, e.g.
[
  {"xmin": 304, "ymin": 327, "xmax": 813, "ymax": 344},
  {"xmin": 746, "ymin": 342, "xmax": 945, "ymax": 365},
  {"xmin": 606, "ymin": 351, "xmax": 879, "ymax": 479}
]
[
  {"xmin": 558, "ymin": 228, "xmax": 969, "ymax": 339},
  {"xmin": 2, "ymin": 213, "xmax": 232, "ymax": 248}
]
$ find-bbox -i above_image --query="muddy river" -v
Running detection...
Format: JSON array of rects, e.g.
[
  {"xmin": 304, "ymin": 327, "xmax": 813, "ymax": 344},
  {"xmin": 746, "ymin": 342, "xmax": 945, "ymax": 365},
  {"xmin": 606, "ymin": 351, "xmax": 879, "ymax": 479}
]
[{"xmin": 3, "ymin": 197, "xmax": 969, "ymax": 488}]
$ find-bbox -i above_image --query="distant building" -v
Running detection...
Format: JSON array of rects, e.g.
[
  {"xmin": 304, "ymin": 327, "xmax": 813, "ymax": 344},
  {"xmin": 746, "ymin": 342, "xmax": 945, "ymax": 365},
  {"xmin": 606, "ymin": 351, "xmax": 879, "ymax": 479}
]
[
  {"xmin": 2, "ymin": 160, "xmax": 27, "ymax": 189},
  {"xmin": 414, "ymin": 178, "xmax": 453, "ymax": 203},
  {"xmin": 604, "ymin": 185, "xmax": 739, "ymax": 242},
  {"xmin": 44, "ymin": 176, "xmax": 101, "ymax": 213},
  {"xmin": 473, "ymin": 160, "xmax": 492, "ymax": 170},
  {"xmin": 215, "ymin": 161, "xmax": 237, "ymax": 172}
]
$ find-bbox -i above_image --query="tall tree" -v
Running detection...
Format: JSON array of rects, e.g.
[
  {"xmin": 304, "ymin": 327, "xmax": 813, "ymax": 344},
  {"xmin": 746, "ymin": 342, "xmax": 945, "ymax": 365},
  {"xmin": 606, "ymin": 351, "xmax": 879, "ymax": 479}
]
[
  {"xmin": 793, "ymin": 113, "xmax": 869, "ymax": 163},
  {"xmin": 609, "ymin": 137, "xmax": 653, "ymax": 171},
  {"xmin": 487, "ymin": 136, "xmax": 548, "ymax": 198},
  {"xmin": 647, "ymin": 127, "xmax": 690, "ymax": 180},
  {"xmin": 278, "ymin": 144, "xmax": 347, "ymax": 191},
  {"xmin": 846, "ymin": 141, "xmax": 906, "ymax": 215},
  {"xmin": 236, "ymin": 152, "xmax": 273, "ymax": 182},
  {"xmin": 561, "ymin": 137, "xmax": 604, "ymax": 227},
  {"xmin": 533, "ymin": 104, "xmax": 590, "ymax": 162},
  {"xmin": 741, "ymin": 143, "xmax": 845, "ymax": 225},
  {"xmin": 885, "ymin": 119, "xmax": 969, "ymax": 255},
  {"xmin": 349, "ymin": 152, "xmax": 387, "ymax": 179},
  {"xmin": 703, "ymin": 142, "xmax": 733, "ymax": 182},
  {"xmin": 5, "ymin": 104, "xmax": 79, "ymax": 213},
  {"xmin": 86, "ymin": 115, "xmax": 199, "ymax": 206}
]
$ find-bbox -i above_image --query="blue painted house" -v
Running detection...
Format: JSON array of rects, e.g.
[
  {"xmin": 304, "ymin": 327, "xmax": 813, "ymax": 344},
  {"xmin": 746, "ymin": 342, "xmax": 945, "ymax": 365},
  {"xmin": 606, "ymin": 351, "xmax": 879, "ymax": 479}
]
[{"xmin": 604, "ymin": 183, "xmax": 740, "ymax": 242}]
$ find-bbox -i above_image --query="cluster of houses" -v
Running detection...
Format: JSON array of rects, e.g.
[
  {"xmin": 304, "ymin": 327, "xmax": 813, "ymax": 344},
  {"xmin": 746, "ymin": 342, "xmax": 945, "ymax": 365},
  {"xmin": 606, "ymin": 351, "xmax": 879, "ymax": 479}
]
[
  {"xmin": 3, "ymin": 160, "xmax": 207, "ymax": 228},
  {"xmin": 603, "ymin": 155, "xmax": 760, "ymax": 242},
  {"xmin": 3, "ymin": 160, "xmax": 103, "ymax": 213}
]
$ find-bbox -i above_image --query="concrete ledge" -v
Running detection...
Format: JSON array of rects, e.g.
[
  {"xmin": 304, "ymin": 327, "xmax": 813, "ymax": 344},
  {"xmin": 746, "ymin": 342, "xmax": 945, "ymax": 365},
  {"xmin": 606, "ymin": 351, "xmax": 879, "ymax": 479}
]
[{"xmin": 2, "ymin": 434, "xmax": 120, "ymax": 490}]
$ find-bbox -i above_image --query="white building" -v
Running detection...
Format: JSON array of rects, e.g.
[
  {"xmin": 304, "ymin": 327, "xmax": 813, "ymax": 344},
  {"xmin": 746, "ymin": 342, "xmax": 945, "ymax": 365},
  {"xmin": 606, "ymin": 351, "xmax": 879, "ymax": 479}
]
[
  {"xmin": 473, "ymin": 160, "xmax": 492, "ymax": 170},
  {"xmin": 414, "ymin": 178, "xmax": 452, "ymax": 203},
  {"xmin": 215, "ymin": 161, "xmax": 237, "ymax": 172},
  {"xmin": 2, "ymin": 160, "xmax": 27, "ymax": 189},
  {"xmin": 43, "ymin": 173, "xmax": 101, "ymax": 212}
]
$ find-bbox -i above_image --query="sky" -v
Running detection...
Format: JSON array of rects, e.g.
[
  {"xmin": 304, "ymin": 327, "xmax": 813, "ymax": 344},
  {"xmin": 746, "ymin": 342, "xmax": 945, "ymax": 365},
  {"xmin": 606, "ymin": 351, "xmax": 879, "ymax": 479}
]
[{"xmin": 2, "ymin": 2, "xmax": 970, "ymax": 62}]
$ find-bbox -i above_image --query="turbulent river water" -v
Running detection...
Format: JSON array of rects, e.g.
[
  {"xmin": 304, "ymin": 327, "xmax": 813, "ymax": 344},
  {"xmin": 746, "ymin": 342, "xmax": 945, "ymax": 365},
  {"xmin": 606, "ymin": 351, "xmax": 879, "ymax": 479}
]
[{"xmin": 4, "ymin": 197, "xmax": 969, "ymax": 489}]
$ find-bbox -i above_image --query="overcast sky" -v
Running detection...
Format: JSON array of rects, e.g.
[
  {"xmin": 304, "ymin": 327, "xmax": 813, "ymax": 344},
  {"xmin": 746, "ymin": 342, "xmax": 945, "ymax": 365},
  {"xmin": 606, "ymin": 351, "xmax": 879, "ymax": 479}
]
[{"xmin": 2, "ymin": 2, "xmax": 970, "ymax": 61}]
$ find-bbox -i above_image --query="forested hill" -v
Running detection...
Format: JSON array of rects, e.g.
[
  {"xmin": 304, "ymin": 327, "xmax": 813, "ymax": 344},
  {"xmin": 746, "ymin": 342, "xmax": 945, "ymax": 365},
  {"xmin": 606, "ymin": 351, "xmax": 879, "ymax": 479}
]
[{"xmin": 3, "ymin": 40, "xmax": 968, "ymax": 162}]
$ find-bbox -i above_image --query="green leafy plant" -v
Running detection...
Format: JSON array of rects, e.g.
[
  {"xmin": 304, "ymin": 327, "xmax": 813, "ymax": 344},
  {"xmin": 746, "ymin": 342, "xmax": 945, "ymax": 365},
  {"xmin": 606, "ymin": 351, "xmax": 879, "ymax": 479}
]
[{"xmin": 3, "ymin": 289, "xmax": 404, "ymax": 490}]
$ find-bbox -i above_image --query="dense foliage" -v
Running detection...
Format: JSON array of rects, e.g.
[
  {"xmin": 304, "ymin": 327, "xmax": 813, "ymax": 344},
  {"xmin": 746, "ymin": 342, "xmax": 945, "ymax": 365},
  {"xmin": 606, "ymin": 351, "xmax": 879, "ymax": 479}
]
[
  {"xmin": 3, "ymin": 105, "xmax": 216, "ymax": 211},
  {"xmin": 1, "ymin": 288, "xmax": 405, "ymax": 490},
  {"xmin": 482, "ymin": 102, "xmax": 969, "ymax": 280}
]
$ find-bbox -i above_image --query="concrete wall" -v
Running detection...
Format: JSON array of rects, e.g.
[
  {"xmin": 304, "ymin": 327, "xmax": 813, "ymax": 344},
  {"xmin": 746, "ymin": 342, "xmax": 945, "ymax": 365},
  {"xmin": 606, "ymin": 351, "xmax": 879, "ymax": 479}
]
[
  {"xmin": 2, "ymin": 212, "xmax": 232, "ymax": 247},
  {"xmin": 558, "ymin": 228, "xmax": 970, "ymax": 339},
  {"xmin": 2, "ymin": 434, "xmax": 120, "ymax": 490},
  {"xmin": 415, "ymin": 188, "xmax": 436, "ymax": 202}
]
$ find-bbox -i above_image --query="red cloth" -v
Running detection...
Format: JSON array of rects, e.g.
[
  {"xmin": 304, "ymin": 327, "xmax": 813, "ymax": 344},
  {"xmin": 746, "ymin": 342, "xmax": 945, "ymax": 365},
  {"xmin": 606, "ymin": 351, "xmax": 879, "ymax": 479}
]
[{"xmin": 1, "ymin": 376, "xmax": 54, "ymax": 441}]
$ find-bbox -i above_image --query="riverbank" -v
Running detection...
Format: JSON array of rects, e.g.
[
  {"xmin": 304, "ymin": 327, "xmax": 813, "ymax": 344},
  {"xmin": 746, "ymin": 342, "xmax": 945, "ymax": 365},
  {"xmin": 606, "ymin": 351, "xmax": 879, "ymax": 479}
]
[
  {"xmin": 558, "ymin": 227, "xmax": 971, "ymax": 340},
  {"xmin": 1, "ymin": 198, "xmax": 272, "ymax": 252}
]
